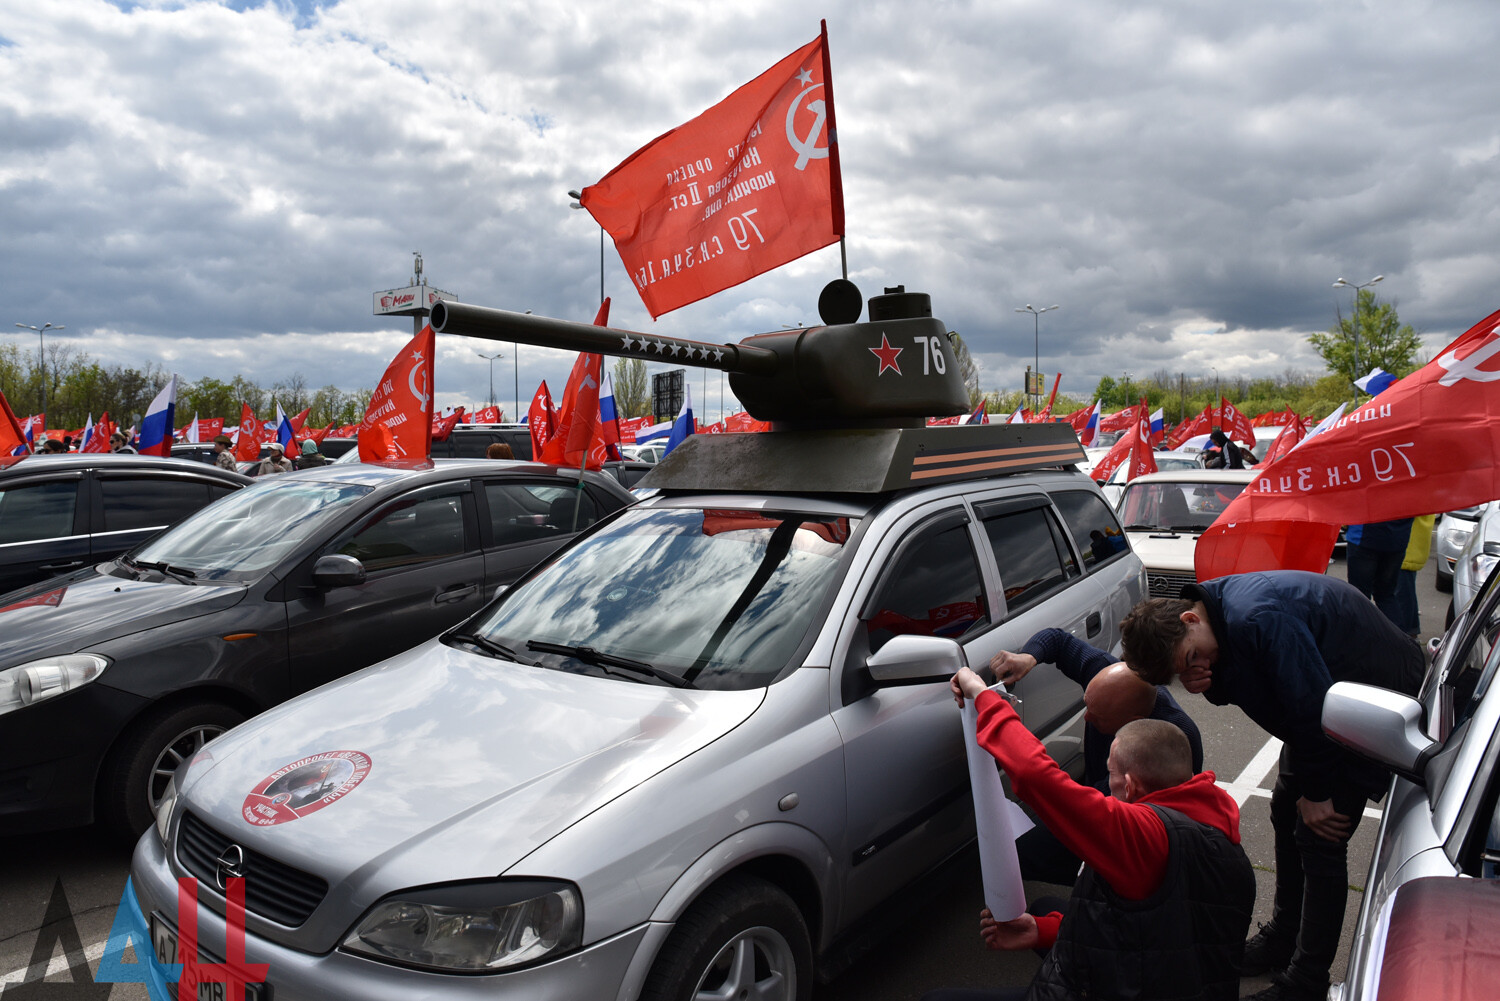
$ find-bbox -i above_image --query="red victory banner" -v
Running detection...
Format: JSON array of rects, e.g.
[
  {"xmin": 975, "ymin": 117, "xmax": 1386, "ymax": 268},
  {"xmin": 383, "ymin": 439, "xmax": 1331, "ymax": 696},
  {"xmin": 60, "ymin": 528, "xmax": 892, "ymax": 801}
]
[
  {"xmin": 580, "ymin": 23, "xmax": 844, "ymax": 318},
  {"xmin": 1196, "ymin": 308, "xmax": 1500, "ymax": 581},
  {"xmin": 357, "ymin": 326, "xmax": 435, "ymax": 467},
  {"xmin": 0, "ymin": 391, "xmax": 31, "ymax": 456}
]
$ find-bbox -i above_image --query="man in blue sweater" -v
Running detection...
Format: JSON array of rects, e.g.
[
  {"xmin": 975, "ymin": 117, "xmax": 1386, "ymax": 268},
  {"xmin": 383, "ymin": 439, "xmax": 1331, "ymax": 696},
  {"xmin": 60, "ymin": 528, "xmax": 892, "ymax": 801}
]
[
  {"xmin": 1120, "ymin": 571, "xmax": 1424, "ymax": 1001},
  {"xmin": 992, "ymin": 628, "xmax": 1204, "ymax": 885}
]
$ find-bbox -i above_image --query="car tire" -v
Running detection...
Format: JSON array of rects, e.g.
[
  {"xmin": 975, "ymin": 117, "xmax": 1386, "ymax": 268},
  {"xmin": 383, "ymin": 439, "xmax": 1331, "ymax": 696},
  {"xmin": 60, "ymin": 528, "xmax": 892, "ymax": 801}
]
[
  {"xmin": 639, "ymin": 874, "xmax": 812, "ymax": 1001},
  {"xmin": 1436, "ymin": 566, "xmax": 1454, "ymax": 593},
  {"xmin": 99, "ymin": 702, "xmax": 245, "ymax": 841}
]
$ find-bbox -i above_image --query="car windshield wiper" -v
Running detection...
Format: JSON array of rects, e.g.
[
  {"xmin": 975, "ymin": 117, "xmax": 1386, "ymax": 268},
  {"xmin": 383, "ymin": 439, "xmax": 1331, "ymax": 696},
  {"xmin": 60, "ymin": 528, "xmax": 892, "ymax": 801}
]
[
  {"xmin": 1122, "ymin": 524, "xmax": 1157, "ymax": 531},
  {"xmin": 1167, "ymin": 524, "xmax": 1207, "ymax": 533},
  {"xmin": 124, "ymin": 557, "xmax": 198, "ymax": 582},
  {"xmin": 525, "ymin": 640, "xmax": 695, "ymax": 689},
  {"xmin": 448, "ymin": 631, "xmax": 532, "ymax": 664}
]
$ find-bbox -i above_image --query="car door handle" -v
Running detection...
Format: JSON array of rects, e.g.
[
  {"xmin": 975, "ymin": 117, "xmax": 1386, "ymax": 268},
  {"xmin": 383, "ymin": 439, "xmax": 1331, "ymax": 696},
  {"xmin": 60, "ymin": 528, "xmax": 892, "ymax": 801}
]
[
  {"xmin": 1085, "ymin": 611, "xmax": 1102, "ymax": 638},
  {"xmin": 435, "ymin": 584, "xmax": 478, "ymax": 604},
  {"xmin": 39, "ymin": 561, "xmax": 84, "ymax": 571}
]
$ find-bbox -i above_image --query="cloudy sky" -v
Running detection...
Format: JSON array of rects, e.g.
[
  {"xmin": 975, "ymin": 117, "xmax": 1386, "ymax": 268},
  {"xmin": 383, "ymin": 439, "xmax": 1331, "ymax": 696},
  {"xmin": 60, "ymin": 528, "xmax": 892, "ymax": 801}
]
[{"xmin": 3, "ymin": 0, "xmax": 1496, "ymax": 421}]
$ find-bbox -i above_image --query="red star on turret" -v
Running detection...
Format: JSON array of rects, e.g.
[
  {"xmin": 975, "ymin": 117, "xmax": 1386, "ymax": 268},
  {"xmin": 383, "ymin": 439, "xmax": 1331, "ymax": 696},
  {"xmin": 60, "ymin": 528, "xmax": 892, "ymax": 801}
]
[{"xmin": 870, "ymin": 333, "xmax": 903, "ymax": 375}]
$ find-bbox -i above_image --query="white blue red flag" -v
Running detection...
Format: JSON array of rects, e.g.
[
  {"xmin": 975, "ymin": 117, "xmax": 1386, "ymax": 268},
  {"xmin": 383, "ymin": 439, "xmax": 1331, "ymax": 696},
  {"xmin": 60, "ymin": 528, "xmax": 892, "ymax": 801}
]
[
  {"xmin": 79, "ymin": 414, "xmax": 94, "ymax": 452},
  {"xmin": 1149, "ymin": 408, "xmax": 1164, "ymax": 443},
  {"xmin": 1007, "ymin": 405, "xmax": 1026, "ymax": 425},
  {"xmin": 663, "ymin": 385, "xmax": 696, "ymax": 457},
  {"xmin": 1079, "ymin": 400, "xmax": 1102, "ymax": 447},
  {"xmin": 1355, "ymin": 367, "xmax": 1397, "ymax": 396},
  {"xmin": 137, "ymin": 375, "xmax": 179, "ymax": 457},
  {"xmin": 275, "ymin": 402, "xmax": 295, "ymax": 454},
  {"xmin": 965, "ymin": 401, "xmax": 988, "ymax": 425}
]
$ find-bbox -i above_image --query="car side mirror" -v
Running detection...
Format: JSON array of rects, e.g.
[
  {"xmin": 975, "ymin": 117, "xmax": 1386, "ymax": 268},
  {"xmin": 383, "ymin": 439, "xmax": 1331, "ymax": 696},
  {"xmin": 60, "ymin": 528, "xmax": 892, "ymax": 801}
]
[
  {"xmin": 312, "ymin": 553, "xmax": 366, "ymax": 589},
  {"xmin": 1322, "ymin": 681, "xmax": 1439, "ymax": 784},
  {"xmin": 493, "ymin": 584, "xmax": 509, "ymax": 601},
  {"xmin": 866, "ymin": 634, "xmax": 969, "ymax": 688}
]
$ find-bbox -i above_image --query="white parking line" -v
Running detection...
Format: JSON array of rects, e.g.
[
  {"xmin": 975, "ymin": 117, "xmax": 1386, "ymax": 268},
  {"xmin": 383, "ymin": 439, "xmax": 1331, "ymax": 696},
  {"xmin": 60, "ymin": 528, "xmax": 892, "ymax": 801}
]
[
  {"xmin": 1216, "ymin": 735, "xmax": 1384, "ymax": 820},
  {"xmin": 1, "ymin": 937, "xmax": 110, "ymax": 985}
]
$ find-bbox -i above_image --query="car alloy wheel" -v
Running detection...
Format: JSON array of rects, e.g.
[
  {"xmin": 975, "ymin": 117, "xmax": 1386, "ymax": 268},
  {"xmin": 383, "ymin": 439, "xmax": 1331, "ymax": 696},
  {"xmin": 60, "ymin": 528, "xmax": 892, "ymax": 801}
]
[
  {"xmin": 100, "ymin": 702, "xmax": 246, "ymax": 841},
  {"xmin": 641, "ymin": 874, "xmax": 812, "ymax": 1001}
]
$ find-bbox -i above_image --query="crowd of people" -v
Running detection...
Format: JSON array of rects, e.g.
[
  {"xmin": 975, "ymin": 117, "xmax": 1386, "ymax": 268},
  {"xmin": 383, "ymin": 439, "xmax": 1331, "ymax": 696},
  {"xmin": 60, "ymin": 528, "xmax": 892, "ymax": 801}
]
[{"xmin": 926, "ymin": 569, "xmax": 1423, "ymax": 1001}]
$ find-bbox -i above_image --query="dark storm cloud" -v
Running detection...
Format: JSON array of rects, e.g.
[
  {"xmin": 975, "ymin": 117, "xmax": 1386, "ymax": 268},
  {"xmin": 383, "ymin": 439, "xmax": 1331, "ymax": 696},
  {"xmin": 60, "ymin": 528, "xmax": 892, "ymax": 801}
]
[{"xmin": 1, "ymin": 0, "xmax": 1496, "ymax": 416}]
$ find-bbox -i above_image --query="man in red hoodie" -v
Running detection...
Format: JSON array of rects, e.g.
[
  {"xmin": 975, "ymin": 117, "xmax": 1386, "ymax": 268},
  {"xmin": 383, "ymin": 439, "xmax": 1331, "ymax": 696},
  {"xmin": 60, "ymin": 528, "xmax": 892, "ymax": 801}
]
[{"xmin": 921, "ymin": 667, "xmax": 1255, "ymax": 1001}]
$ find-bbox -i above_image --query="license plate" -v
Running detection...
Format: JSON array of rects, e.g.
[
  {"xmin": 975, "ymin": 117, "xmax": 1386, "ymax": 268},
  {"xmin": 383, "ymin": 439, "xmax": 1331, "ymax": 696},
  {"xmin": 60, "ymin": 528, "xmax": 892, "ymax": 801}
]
[{"xmin": 150, "ymin": 913, "xmax": 265, "ymax": 1001}]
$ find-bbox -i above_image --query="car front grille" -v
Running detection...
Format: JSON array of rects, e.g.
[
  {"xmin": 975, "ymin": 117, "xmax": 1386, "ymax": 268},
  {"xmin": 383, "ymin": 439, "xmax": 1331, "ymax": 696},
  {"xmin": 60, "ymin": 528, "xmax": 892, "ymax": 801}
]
[
  {"xmin": 177, "ymin": 811, "xmax": 329, "ymax": 927},
  {"xmin": 1147, "ymin": 570, "xmax": 1197, "ymax": 598}
]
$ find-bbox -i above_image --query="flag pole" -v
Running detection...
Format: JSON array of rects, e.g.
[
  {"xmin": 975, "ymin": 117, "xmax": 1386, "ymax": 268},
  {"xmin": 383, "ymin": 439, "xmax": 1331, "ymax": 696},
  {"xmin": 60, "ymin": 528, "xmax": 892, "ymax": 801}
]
[{"xmin": 820, "ymin": 20, "xmax": 846, "ymax": 280}]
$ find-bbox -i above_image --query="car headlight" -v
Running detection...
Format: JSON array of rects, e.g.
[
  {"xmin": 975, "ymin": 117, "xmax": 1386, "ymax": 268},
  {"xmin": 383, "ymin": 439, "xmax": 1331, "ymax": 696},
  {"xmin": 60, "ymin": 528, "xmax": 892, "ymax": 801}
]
[
  {"xmin": 1469, "ymin": 551, "xmax": 1500, "ymax": 584},
  {"xmin": 342, "ymin": 880, "xmax": 582, "ymax": 972},
  {"xmin": 1445, "ymin": 526, "xmax": 1475, "ymax": 549},
  {"xmin": 0, "ymin": 654, "xmax": 108, "ymax": 717},
  {"xmin": 155, "ymin": 773, "xmax": 178, "ymax": 844}
]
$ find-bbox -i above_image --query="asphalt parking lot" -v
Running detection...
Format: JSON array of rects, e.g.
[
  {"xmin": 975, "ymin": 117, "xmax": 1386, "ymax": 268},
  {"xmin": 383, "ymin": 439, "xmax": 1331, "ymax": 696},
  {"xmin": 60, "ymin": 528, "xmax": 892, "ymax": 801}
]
[{"xmin": 0, "ymin": 546, "xmax": 1452, "ymax": 1000}]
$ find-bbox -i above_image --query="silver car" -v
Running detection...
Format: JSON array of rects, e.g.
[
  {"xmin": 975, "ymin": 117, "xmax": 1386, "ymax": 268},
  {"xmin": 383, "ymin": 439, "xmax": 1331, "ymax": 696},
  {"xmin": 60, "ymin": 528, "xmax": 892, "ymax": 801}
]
[
  {"xmin": 1448, "ymin": 502, "xmax": 1497, "ymax": 620},
  {"xmin": 131, "ymin": 465, "xmax": 1143, "ymax": 1000},
  {"xmin": 1322, "ymin": 561, "xmax": 1500, "ymax": 1001},
  {"xmin": 1435, "ymin": 504, "xmax": 1485, "ymax": 594}
]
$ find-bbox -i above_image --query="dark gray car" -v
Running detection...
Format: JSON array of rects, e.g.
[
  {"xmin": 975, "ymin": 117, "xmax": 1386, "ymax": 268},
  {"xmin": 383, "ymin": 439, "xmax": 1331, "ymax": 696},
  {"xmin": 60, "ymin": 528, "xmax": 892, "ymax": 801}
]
[
  {"xmin": 0, "ymin": 459, "xmax": 634, "ymax": 839},
  {"xmin": 0, "ymin": 453, "xmax": 250, "ymax": 595}
]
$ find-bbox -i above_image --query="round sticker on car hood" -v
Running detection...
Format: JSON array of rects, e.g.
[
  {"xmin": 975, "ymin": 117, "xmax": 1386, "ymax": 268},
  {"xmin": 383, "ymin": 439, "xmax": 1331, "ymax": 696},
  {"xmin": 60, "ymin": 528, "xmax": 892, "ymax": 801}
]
[{"xmin": 241, "ymin": 750, "xmax": 371, "ymax": 827}]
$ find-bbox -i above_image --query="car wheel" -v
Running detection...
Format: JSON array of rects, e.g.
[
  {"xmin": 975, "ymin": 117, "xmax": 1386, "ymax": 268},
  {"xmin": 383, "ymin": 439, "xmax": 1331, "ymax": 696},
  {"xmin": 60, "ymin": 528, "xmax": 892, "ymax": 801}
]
[
  {"xmin": 640, "ymin": 874, "xmax": 812, "ymax": 1001},
  {"xmin": 1436, "ymin": 566, "xmax": 1453, "ymax": 593},
  {"xmin": 100, "ymin": 702, "xmax": 245, "ymax": 841}
]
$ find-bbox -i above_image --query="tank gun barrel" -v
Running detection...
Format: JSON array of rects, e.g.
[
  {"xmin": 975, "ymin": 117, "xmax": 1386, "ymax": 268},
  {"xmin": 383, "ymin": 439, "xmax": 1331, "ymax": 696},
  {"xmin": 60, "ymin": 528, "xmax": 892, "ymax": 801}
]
[{"xmin": 429, "ymin": 300, "xmax": 779, "ymax": 377}]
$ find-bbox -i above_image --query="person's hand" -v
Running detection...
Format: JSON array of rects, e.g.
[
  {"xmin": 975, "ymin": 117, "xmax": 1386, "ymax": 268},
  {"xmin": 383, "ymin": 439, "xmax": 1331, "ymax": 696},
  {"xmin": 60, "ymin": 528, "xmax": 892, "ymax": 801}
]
[
  {"xmin": 1180, "ymin": 665, "xmax": 1213, "ymax": 694},
  {"xmin": 979, "ymin": 908, "xmax": 1038, "ymax": 951},
  {"xmin": 950, "ymin": 667, "xmax": 990, "ymax": 707},
  {"xmin": 990, "ymin": 650, "xmax": 1037, "ymax": 687},
  {"xmin": 1297, "ymin": 797, "xmax": 1353, "ymax": 842}
]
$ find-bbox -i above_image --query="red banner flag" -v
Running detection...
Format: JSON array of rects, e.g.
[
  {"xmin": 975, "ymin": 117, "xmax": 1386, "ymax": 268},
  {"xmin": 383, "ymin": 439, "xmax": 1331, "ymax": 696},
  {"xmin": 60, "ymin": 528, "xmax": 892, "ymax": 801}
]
[
  {"xmin": 1255, "ymin": 415, "xmax": 1307, "ymax": 468},
  {"xmin": 1091, "ymin": 400, "xmax": 1157, "ymax": 483},
  {"xmin": 616, "ymin": 414, "xmax": 656, "ymax": 442},
  {"xmin": 473, "ymin": 405, "xmax": 502, "ymax": 424},
  {"xmin": 1217, "ymin": 397, "xmax": 1256, "ymax": 447},
  {"xmin": 1036, "ymin": 374, "xmax": 1062, "ymax": 423},
  {"xmin": 232, "ymin": 403, "xmax": 262, "ymax": 461},
  {"xmin": 579, "ymin": 25, "xmax": 844, "ymax": 318},
  {"xmin": 528, "ymin": 382, "xmax": 556, "ymax": 459},
  {"xmin": 1098, "ymin": 404, "xmax": 1143, "ymax": 434},
  {"xmin": 1196, "ymin": 308, "xmax": 1500, "ymax": 581},
  {"xmin": 82, "ymin": 412, "xmax": 114, "ymax": 453},
  {"xmin": 539, "ymin": 301, "xmax": 611, "ymax": 470},
  {"xmin": 357, "ymin": 326, "xmax": 435, "ymax": 468},
  {"xmin": 1166, "ymin": 405, "xmax": 1213, "ymax": 450},
  {"xmin": 0, "ymin": 392, "xmax": 30, "ymax": 456},
  {"xmin": 431, "ymin": 411, "xmax": 462, "ymax": 441}
]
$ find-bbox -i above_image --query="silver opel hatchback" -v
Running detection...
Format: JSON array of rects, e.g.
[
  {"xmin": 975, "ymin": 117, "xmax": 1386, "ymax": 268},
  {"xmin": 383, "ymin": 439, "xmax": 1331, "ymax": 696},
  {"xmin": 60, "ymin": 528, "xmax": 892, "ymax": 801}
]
[{"xmin": 130, "ymin": 424, "xmax": 1144, "ymax": 1001}]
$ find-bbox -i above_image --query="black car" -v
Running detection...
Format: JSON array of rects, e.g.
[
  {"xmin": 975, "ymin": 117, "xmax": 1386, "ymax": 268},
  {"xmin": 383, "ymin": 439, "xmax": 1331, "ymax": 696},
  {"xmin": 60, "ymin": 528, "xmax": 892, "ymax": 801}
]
[
  {"xmin": 0, "ymin": 453, "xmax": 251, "ymax": 595},
  {"xmin": 0, "ymin": 459, "xmax": 635, "ymax": 838}
]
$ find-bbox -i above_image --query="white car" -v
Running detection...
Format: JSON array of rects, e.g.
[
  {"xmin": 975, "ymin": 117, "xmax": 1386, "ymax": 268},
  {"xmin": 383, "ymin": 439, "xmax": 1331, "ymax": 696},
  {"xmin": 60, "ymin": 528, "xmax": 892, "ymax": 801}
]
[
  {"xmin": 621, "ymin": 441, "xmax": 667, "ymax": 464},
  {"xmin": 1116, "ymin": 469, "xmax": 1256, "ymax": 598},
  {"xmin": 1098, "ymin": 452, "xmax": 1202, "ymax": 507}
]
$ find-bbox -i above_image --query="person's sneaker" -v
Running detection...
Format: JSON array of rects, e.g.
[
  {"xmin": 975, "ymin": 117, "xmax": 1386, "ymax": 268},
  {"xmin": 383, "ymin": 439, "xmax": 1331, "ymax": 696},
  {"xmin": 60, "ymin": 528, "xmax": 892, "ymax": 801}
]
[
  {"xmin": 1245, "ymin": 971, "xmax": 1328, "ymax": 1001},
  {"xmin": 1241, "ymin": 922, "xmax": 1296, "ymax": 977}
]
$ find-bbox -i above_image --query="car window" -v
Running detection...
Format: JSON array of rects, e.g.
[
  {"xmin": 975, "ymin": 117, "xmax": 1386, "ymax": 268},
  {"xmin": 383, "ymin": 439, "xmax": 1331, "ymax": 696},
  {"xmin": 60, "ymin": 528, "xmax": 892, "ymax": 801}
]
[
  {"xmin": 450, "ymin": 434, "xmax": 501, "ymax": 459},
  {"xmin": 0, "ymin": 480, "xmax": 80, "ymax": 544},
  {"xmin": 982, "ymin": 505, "xmax": 1077, "ymax": 617},
  {"xmin": 484, "ymin": 482, "xmax": 600, "ymax": 545},
  {"xmin": 100, "ymin": 477, "xmax": 211, "ymax": 532},
  {"xmin": 1051, "ymin": 489, "xmax": 1128, "ymax": 571},
  {"xmin": 1118, "ymin": 480, "xmax": 1244, "ymax": 532},
  {"xmin": 470, "ymin": 507, "xmax": 856, "ymax": 691},
  {"xmin": 865, "ymin": 515, "xmax": 987, "ymax": 653},
  {"xmin": 1435, "ymin": 567, "xmax": 1500, "ymax": 738},
  {"xmin": 332, "ymin": 485, "xmax": 471, "ymax": 572}
]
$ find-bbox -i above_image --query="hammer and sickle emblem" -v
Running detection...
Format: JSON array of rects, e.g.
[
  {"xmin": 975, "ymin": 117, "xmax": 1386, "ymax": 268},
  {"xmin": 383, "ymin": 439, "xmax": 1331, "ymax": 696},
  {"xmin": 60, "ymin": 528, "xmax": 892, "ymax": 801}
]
[
  {"xmin": 408, "ymin": 351, "xmax": 430, "ymax": 409},
  {"xmin": 1436, "ymin": 323, "xmax": 1500, "ymax": 386},
  {"xmin": 785, "ymin": 86, "xmax": 829, "ymax": 171}
]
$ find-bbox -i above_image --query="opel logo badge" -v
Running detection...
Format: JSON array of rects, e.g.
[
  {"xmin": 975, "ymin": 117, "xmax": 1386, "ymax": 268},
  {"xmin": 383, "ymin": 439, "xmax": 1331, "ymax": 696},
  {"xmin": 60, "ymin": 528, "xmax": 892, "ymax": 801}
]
[{"xmin": 216, "ymin": 844, "xmax": 246, "ymax": 890}]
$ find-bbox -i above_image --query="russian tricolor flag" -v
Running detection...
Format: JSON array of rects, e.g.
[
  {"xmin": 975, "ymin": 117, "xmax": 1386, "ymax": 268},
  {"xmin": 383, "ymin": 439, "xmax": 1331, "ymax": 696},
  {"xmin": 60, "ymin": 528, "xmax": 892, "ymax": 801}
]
[
  {"xmin": 1149, "ymin": 407, "xmax": 1164, "ymax": 443},
  {"xmin": 1079, "ymin": 399, "xmax": 1102, "ymax": 447},
  {"xmin": 1354, "ymin": 367, "xmax": 1397, "ymax": 396},
  {"xmin": 275, "ymin": 401, "xmax": 295, "ymax": 454},
  {"xmin": 663, "ymin": 385, "xmax": 695, "ymax": 457},
  {"xmin": 137, "ymin": 375, "xmax": 179, "ymax": 457}
]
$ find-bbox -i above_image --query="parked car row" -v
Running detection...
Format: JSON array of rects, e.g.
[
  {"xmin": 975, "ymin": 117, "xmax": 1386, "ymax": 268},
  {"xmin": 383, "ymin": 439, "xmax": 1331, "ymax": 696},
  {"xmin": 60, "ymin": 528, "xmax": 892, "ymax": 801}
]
[{"xmin": 0, "ymin": 458, "xmax": 635, "ymax": 838}]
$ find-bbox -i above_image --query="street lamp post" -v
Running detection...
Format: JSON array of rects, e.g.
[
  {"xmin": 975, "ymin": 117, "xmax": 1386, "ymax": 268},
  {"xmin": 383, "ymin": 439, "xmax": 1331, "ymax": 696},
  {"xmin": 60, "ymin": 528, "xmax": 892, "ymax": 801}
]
[
  {"xmin": 476, "ymin": 352, "xmax": 503, "ymax": 411},
  {"xmin": 1332, "ymin": 275, "xmax": 1384, "ymax": 387},
  {"xmin": 1014, "ymin": 304, "xmax": 1059, "ymax": 410},
  {"xmin": 568, "ymin": 189, "xmax": 605, "ymax": 306},
  {"xmin": 13, "ymin": 322, "xmax": 64, "ymax": 416}
]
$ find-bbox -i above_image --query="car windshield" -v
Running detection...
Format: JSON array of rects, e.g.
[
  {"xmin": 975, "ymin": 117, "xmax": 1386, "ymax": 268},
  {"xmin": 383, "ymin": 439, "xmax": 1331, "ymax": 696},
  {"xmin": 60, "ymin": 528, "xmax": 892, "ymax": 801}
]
[
  {"xmin": 465, "ymin": 506, "xmax": 857, "ymax": 691},
  {"xmin": 1118, "ymin": 480, "xmax": 1246, "ymax": 532},
  {"xmin": 132, "ymin": 478, "xmax": 374, "ymax": 579}
]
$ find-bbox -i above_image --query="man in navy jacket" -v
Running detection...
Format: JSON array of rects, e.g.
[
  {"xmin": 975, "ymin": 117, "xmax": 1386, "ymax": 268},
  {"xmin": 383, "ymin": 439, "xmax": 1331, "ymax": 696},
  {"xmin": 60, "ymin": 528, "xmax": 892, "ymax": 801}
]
[{"xmin": 1120, "ymin": 571, "xmax": 1423, "ymax": 1001}]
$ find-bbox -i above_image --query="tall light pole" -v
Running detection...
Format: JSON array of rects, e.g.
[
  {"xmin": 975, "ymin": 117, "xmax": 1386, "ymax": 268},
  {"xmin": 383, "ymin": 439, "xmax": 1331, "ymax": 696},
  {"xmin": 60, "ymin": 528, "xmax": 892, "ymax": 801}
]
[
  {"xmin": 1014, "ymin": 304, "xmax": 1059, "ymax": 410},
  {"xmin": 476, "ymin": 351, "xmax": 503, "ymax": 411},
  {"xmin": 568, "ymin": 189, "xmax": 605, "ymax": 306},
  {"xmin": 14, "ymin": 322, "xmax": 64, "ymax": 416},
  {"xmin": 1332, "ymin": 275, "xmax": 1384, "ymax": 386}
]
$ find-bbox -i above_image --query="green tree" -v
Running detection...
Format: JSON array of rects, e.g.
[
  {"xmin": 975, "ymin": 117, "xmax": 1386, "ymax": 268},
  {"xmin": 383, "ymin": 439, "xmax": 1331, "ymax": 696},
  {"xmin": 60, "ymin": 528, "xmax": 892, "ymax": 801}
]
[
  {"xmin": 1308, "ymin": 289, "xmax": 1421, "ymax": 388},
  {"xmin": 181, "ymin": 377, "xmax": 242, "ymax": 422},
  {"xmin": 611, "ymin": 357, "xmax": 651, "ymax": 418}
]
